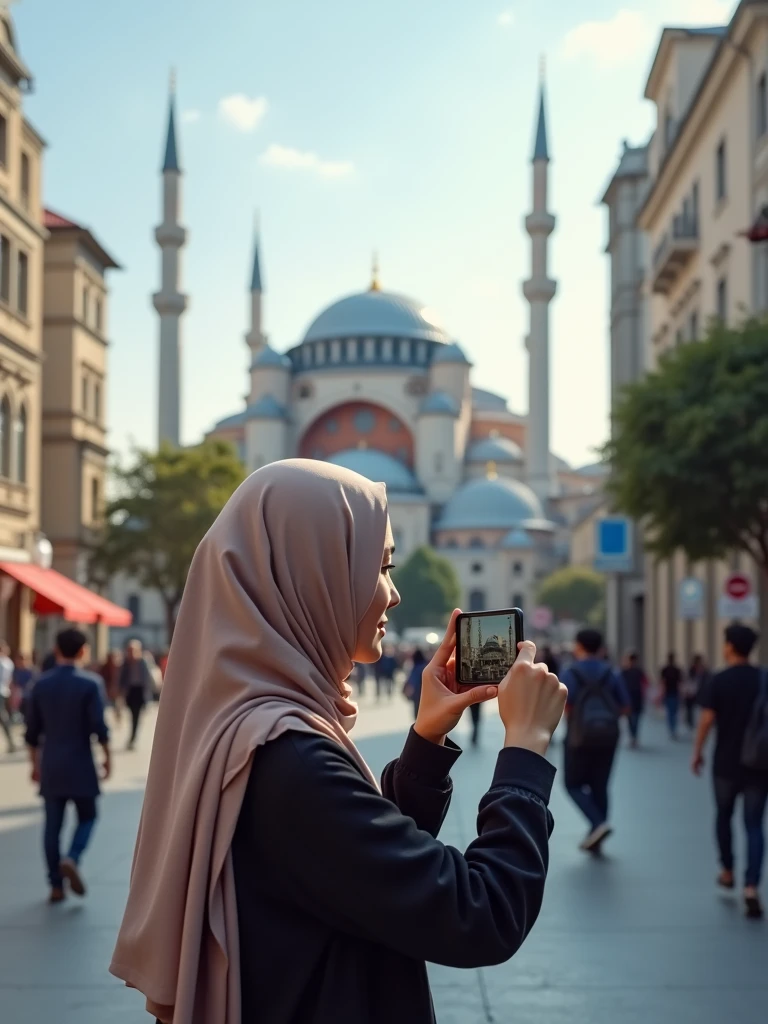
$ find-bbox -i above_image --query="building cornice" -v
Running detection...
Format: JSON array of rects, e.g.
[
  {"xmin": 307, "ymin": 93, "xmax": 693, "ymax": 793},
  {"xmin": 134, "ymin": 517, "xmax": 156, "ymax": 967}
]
[
  {"xmin": 0, "ymin": 190, "xmax": 48, "ymax": 240},
  {"xmin": 42, "ymin": 315, "xmax": 109, "ymax": 348},
  {"xmin": 0, "ymin": 331, "xmax": 43, "ymax": 364},
  {"xmin": 639, "ymin": 3, "xmax": 768, "ymax": 229}
]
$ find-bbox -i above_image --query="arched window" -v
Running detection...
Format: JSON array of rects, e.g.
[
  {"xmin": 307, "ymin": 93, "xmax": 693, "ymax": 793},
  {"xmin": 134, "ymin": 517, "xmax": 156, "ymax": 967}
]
[
  {"xmin": 0, "ymin": 396, "xmax": 10, "ymax": 478},
  {"xmin": 14, "ymin": 404, "xmax": 26, "ymax": 483},
  {"xmin": 469, "ymin": 589, "xmax": 486, "ymax": 612},
  {"xmin": 469, "ymin": 537, "xmax": 485, "ymax": 549}
]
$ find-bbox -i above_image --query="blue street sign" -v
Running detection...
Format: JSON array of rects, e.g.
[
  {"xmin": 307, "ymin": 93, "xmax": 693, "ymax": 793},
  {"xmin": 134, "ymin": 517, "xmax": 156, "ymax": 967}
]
[{"xmin": 594, "ymin": 516, "xmax": 633, "ymax": 574}]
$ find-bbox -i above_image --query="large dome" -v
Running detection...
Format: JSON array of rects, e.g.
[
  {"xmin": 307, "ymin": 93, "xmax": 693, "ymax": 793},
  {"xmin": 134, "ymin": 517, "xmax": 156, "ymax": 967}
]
[
  {"xmin": 326, "ymin": 449, "xmax": 422, "ymax": 494},
  {"xmin": 303, "ymin": 289, "xmax": 450, "ymax": 344},
  {"xmin": 436, "ymin": 476, "xmax": 543, "ymax": 530}
]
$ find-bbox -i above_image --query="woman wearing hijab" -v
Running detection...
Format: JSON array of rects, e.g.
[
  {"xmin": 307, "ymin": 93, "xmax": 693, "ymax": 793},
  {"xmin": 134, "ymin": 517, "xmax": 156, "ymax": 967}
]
[{"xmin": 110, "ymin": 460, "xmax": 566, "ymax": 1024}]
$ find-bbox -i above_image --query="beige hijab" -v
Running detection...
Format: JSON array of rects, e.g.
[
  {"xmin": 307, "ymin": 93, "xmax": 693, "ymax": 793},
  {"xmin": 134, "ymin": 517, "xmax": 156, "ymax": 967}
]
[{"xmin": 110, "ymin": 459, "xmax": 388, "ymax": 1024}]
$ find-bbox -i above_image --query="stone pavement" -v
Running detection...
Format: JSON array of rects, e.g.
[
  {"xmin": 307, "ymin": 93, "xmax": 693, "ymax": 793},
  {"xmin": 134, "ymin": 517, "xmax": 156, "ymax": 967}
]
[{"xmin": 0, "ymin": 695, "xmax": 766, "ymax": 1023}]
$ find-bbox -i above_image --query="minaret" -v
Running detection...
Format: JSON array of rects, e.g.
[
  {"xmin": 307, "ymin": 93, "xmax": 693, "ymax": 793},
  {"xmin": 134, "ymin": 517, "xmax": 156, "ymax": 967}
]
[
  {"xmin": 153, "ymin": 72, "xmax": 188, "ymax": 447},
  {"xmin": 523, "ymin": 62, "xmax": 557, "ymax": 506},
  {"xmin": 245, "ymin": 215, "xmax": 266, "ymax": 357}
]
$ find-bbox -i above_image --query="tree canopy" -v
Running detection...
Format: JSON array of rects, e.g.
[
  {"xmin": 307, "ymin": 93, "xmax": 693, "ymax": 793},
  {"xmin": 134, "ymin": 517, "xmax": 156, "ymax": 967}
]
[
  {"xmin": 89, "ymin": 440, "xmax": 245, "ymax": 639},
  {"xmin": 604, "ymin": 317, "xmax": 768, "ymax": 568},
  {"xmin": 392, "ymin": 547, "xmax": 461, "ymax": 630},
  {"xmin": 536, "ymin": 566, "xmax": 606, "ymax": 626}
]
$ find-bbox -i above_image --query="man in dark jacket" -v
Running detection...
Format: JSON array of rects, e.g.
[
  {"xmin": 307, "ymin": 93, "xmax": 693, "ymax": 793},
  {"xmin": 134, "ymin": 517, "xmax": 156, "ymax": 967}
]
[
  {"xmin": 561, "ymin": 629, "xmax": 630, "ymax": 854},
  {"xmin": 25, "ymin": 628, "xmax": 111, "ymax": 903},
  {"xmin": 119, "ymin": 639, "xmax": 155, "ymax": 750}
]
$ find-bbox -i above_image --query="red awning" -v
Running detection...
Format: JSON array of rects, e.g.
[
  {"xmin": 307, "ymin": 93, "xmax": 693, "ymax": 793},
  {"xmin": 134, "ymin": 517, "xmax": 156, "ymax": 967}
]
[{"xmin": 0, "ymin": 562, "xmax": 132, "ymax": 627}]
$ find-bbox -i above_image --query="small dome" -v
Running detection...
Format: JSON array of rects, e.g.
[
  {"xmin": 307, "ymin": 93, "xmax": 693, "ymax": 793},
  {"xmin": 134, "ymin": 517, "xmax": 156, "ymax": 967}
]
[
  {"xmin": 326, "ymin": 449, "xmax": 422, "ymax": 494},
  {"xmin": 501, "ymin": 528, "xmax": 534, "ymax": 550},
  {"xmin": 436, "ymin": 476, "xmax": 543, "ymax": 530},
  {"xmin": 467, "ymin": 436, "xmax": 523, "ymax": 464},
  {"xmin": 244, "ymin": 395, "xmax": 288, "ymax": 420},
  {"xmin": 432, "ymin": 341, "xmax": 470, "ymax": 365},
  {"xmin": 419, "ymin": 391, "xmax": 460, "ymax": 417},
  {"xmin": 250, "ymin": 346, "xmax": 291, "ymax": 370},
  {"xmin": 303, "ymin": 290, "xmax": 449, "ymax": 344}
]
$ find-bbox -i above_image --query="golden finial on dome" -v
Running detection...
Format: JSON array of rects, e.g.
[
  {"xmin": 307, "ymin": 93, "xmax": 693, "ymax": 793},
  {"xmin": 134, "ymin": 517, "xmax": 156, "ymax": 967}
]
[
  {"xmin": 369, "ymin": 251, "xmax": 381, "ymax": 292},
  {"xmin": 486, "ymin": 460, "xmax": 498, "ymax": 480}
]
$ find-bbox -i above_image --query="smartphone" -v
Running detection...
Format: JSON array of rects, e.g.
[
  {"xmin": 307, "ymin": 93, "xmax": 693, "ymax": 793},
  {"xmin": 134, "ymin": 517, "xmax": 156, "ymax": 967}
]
[{"xmin": 455, "ymin": 608, "xmax": 525, "ymax": 688}]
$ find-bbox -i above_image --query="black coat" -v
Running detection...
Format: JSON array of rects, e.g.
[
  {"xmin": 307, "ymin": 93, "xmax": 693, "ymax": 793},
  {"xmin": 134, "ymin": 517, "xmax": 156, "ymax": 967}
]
[
  {"xmin": 231, "ymin": 727, "xmax": 555, "ymax": 1024},
  {"xmin": 24, "ymin": 666, "xmax": 109, "ymax": 799}
]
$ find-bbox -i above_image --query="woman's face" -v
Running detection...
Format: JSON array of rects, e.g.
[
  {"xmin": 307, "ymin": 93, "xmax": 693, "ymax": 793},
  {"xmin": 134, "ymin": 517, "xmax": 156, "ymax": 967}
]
[{"xmin": 353, "ymin": 519, "xmax": 400, "ymax": 664}]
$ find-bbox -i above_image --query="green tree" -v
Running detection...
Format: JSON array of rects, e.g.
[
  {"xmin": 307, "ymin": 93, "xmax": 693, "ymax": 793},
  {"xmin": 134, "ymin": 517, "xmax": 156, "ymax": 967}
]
[
  {"xmin": 393, "ymin": 547, "xmax": 461, "ymax": 631},
  {"xmin": 89, "ymin": 440, "xmax": 245, "ymax": 640},
  {"xmin": 537, "ymin": 566, "xmax": 606, "ymax": 626},
  {"xmin": 604, "ymin": 316, "xmax": 768, "ymax": 643}
]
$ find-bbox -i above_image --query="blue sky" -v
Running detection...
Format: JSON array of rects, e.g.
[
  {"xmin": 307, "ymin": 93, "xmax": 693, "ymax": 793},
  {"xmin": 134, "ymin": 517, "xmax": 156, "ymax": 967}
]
[{"xmin": 20, "ymin": 0, "xmax": 734, "ymax": 467}]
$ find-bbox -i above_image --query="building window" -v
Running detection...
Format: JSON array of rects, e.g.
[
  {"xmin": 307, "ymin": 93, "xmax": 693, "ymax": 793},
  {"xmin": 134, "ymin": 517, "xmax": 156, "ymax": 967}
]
[
  {"xmin": 17, "ymin": 251, "xmax": 28, "ymax": 316},
  {"xmin": 471, "ymin": 562, "xmax": 483, "ymax": 575},
  {"xmin": 0, "ymin": 396, "xmax": 9, "ymax": 478},
  {"xmin": 513, "ymin": 561, "xmax": 523, "ymax": 576},
  {"xmin": 82, "ymin": 285, "xmax": 89, "ymax": 324},
  {"xmin": 354, "ymin": 409, "xmax": 375, "ymax": 434},
  {"xmin": 0, "ymin": 114, "xmax": 6, "ymax": 167},
  {"xmin": 512, "ymin": 593, "xmax": 524, "ymax": 613},
  {"xmin": 346, "ymin": 339, "xmax": 358, "ymax": 361},
  {"xmin": 127, "ymin": 594, "xmax": 142, "ymax": 622},
  {"xmin": 0, "ymin": 235, "xmax": 9, "ymax": 303},
  {"xmin": 81, "ymin": 374, "xmax": 89, "ymax": 413},
  {"xmin": 716, "ymin": 276, "xmax": 728, "ymax": 322},
  {"xmin": 14, "ymin": 404, "xmax": 26, "ymax": 484},
  {"xmin": 469, "ymin": 589, "xmax": 486, "ymax": 612},
  {"xmin": 94, "ymin": 297, "xmax": 103, "ymax": 333},
  {"xmin": 399, "ymin": 339, "xmax": 411, "ymax": 362},
  {"xmin": 94, "ymin": 381, "xmax": 102, "ymax": 422},
  {"xmin": 330, "ymin": 339, "xmax": 341, "ymax": 363},
  {"xmin": 758, "ymin": 73, "xmax": 768, "ymax": 139},
  {"xmin": 469, "ymin": 537, "xmax": 485, "ymax": 549},
  {"xmin": 381, "ymin": 338, "xmax": 393, "ymax": 362},
  {"xmin": 91, "ymin": 477, "xmax": 101, "ymax": 523},
  {"xmin": 689, "ymin": 310, "xmax": 699, "ymax": 341},
  {"xmin": 20, "ymin": 152, "xmax": 30, "ymax": 210},
  {"xmin": 715, "ymin": 139, "xmax": 727, "ymax": 202},
  {"xmin": 363, "ymin": 338, "xmax": 376, "ymax": 361}
]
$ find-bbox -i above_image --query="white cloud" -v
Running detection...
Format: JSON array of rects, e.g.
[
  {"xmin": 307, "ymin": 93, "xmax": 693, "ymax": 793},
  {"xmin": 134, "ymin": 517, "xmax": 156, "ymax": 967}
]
[
  {"xmin": 561, "ymin": 9, "xmax": 654, "ymax": 68},
  {"xmin": 678, "ymin": 0, "xmax": 732, "ymax": 21},
  {"xmin": 181, "ymin": 109, "xmax": 200, "ymax": 124},
  {"xmin": 218, "ymin": 94, "xmax": 268, "ymax": 133},
  {"xmin": 497, "ymin": 11, "xmax": 515, "ymax": 28},
  {"xmin": 260, "ymin": 143, "xmax": 355, "ymax": 179}
]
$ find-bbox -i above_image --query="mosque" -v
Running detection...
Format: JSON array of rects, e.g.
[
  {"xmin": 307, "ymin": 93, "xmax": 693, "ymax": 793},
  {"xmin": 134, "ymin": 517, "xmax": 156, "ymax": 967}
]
[{"xmin": 151, "ymin": 72, "xmax": 604, "ymax": 621}]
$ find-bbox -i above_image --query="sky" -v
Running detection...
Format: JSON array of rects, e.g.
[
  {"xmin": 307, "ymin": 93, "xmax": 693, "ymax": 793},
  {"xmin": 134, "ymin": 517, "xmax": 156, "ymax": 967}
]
[{"xmin": 17, "ymin": 0, "xmax": 736, "ymax": 468}]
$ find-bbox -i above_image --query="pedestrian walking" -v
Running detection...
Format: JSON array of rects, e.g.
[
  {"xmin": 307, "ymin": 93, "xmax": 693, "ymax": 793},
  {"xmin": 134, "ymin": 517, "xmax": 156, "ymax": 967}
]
[
  {"xmin": 403, "ymin": 648, "xmax": 427, "ymax": 719},
  {"xmin": 0, "ymin": 639, "xmax": 16, "ymax": 752},
  {"xmin": 110, "ymin": 460, "xmax": 566, "ymax": 1024},
  {"xmin": 660, "ymin": 652, "xmax": 683, "ymax": 739},
  {"xmin": 99, "ymin": 649, "xmax": 123, "ymax": 723},
  {"xmin": 684, "ymin": 654, "xmax": 710, "ymax": 731},
  {"xmin": 119, "ymin": 640, "xmax": 154, "ymax": 751},
  {"xmin": 24, "ymin": 628, "xmax": 111, "ymax": 904},
  {"xmin": 468, "ymin": 700, "xmax": 483, "ymax": 746},
  {"xmin": 11, "ymin": 652, "xmax": 37, "ymax": 723},
  {"xmin": 374, "ymin": 647, "xmax": 397, "ymax": 699},
  {"xmin": 562, "ymin": 628, "xmax": 630, "ymax": 854},
  {"xmin": 692, "ymin": 624, "xmax": 768, "ymax": 920},
  {"xmin": 620, "ymin": 651, "xmax": 647, "ymax": 748}
]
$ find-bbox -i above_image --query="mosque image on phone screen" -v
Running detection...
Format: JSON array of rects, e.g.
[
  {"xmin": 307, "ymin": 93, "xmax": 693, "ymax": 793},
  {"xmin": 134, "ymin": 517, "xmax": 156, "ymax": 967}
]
[{"xmin": 460, "ymin": 615, "xmax": 517, "ymax": 684}]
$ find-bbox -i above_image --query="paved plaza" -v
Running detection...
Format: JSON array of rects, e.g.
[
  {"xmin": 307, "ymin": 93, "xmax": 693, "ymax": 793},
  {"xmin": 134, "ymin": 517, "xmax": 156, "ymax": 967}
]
[{"xmin": 1, "ymin": 695, "xmax": 767, "ymax": 1023}]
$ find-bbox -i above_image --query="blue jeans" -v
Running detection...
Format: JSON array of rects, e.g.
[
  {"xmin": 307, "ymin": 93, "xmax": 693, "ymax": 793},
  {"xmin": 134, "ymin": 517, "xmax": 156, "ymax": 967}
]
[
  {"xmin": 713, "ymin": 777, "xmax": 768, "ymax": 888},
  {"xmin": 627, "ymin": 710, "xmax": 642, "ymax": 742},
  {"xmin": 43, "ymin": 797, "xmax": 98, "ymax": 888},
  {"xmin": 664, "ymin": 695, "xmax": 679, "ymax": 736},
  {"xmin": 564, "ymin": 746, "xmax": 616, "ymax": 830}
]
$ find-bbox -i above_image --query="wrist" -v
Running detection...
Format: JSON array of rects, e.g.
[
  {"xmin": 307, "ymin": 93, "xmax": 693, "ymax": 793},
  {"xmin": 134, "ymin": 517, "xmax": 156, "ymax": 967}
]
[
  {"xmin": 413, "ymin": 722, "xmax": 446, "ymax": 747},
  {"xmin": 503, "ymin": 728, "xmax": 549, "ymax": 756}
]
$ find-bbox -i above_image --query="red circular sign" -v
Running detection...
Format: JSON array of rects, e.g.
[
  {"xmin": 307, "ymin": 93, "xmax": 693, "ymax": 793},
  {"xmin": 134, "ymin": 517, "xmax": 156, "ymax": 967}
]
[{"xmin": 725, "ymin": 574, "xmax": 751, "ymax": 600}]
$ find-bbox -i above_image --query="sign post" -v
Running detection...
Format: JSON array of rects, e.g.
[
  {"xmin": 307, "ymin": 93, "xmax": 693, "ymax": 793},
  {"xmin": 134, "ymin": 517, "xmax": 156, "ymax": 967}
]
[
  {"xmin": 679, "ymin": 578, "xmax": 704, "ymax": 620},
  {"xmin": 594, "ymin": 517, "xmax": 633, "ymax": 574},
  {"xmin": 718, "ymin": 573, "xmax": 759, "ymax": 621}
]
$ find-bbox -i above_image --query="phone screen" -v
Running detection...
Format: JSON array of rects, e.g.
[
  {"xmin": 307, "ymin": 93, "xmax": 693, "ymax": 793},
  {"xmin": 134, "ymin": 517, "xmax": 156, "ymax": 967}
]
[{"xmin": 456, "ymin": 609, "xmax": 524, "ymax": 687}]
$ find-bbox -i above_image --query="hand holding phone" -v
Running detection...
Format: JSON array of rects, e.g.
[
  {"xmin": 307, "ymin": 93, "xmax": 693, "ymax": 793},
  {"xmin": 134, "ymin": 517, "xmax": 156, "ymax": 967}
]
[
  {"xmin": 498, "ymin": 641, "xmax": 567, "ymax": 756},
  {"xmin": 455, "ymin": 608, "xmax": 524, "ymax": 688}
]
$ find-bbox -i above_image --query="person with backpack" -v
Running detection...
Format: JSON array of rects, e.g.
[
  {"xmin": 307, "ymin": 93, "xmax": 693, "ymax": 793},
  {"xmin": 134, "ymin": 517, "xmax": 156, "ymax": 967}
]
[
  {"xmin": 561, "ymin": 629, "xmax": 630, "ymax": 854},
  {"xmin": 692, "ymin": 624, "xmax": 768, "ymax": 920}
]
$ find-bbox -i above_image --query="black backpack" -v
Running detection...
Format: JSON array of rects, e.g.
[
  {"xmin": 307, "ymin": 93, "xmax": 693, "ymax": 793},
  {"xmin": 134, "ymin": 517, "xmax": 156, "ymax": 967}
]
[
  {"xmin": 741, "ymin": 669, "xmax": 768, "ymax": 772},
  {"xmin": 568, "ymin": 667, "xmax": 621, "ymax": 750}
]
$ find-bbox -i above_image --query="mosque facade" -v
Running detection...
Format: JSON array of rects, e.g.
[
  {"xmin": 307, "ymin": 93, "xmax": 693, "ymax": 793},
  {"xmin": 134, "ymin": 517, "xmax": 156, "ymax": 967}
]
[{"xmin": 150, "ymin": 73, "xmax": 604, "ymax": 626}]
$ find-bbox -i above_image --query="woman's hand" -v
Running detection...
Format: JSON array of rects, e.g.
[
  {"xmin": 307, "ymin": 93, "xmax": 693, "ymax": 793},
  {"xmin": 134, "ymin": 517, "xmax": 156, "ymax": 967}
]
[
  {"xmin": 414, "ymin": 609, "xmax": 499, "ymax": 746},
  {"xmin": 498, "ymin": 640, "xmax": 567, "ymax": 756}
]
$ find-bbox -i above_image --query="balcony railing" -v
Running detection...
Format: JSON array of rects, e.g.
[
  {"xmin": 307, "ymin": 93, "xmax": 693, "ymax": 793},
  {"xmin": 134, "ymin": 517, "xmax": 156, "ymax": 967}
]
[{"xmin": 652, "ymin": 214, "xmax": 699, "ymax": 295}]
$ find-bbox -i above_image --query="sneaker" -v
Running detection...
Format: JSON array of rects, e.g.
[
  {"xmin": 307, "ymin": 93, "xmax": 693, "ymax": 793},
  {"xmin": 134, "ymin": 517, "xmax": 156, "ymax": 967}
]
[
  {"xmin": 745, "ymin": 892, "xmax": 764, "ymax": 920},
  {"xmin": 717, "ymin": 870, "xmax": 735, "ymax": 891},
  {"xmin": 48, "ymin": 887, "xmax": 66, "ymax": 904},
  {"xmin": 582, "ymin": 823, "xmax": 613, "ymax": 853},
  {"xmin": 60, "ymin": 857, "xmax": 86, "ymax": 897}
]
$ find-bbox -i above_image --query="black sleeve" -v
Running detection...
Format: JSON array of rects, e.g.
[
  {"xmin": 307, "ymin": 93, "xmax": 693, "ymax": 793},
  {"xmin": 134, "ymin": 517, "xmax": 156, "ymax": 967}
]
[
  {"xmin": 24, "ymin": 688, "xmax": 42, "ymax": 748},
  {"xmin": 380, "ymin": 727, "xmax": 462, "ymax": 838},
  {"xmin": 245, "ymin": 732, "xmax": 556, "ymax": 969}
]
